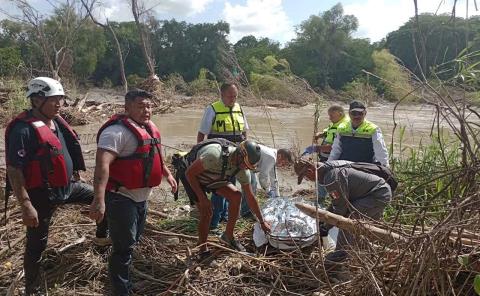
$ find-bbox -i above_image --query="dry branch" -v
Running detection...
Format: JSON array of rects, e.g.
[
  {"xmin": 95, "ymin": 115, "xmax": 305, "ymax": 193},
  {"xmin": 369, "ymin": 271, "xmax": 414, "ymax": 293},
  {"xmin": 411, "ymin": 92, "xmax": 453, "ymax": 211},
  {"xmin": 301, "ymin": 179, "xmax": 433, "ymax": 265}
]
[{"xmin": 295, "ymin": 203, "xmax": 406, "ymax": 245}]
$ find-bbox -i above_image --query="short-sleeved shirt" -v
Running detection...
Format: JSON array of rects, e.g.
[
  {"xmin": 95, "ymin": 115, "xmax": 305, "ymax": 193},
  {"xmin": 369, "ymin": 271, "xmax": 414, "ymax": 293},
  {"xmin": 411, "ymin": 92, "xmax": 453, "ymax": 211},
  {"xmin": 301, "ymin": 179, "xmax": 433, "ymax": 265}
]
[
  {"xmin": 196, "ymin": 143, "xmax": 251, "ymax": 187},
  {"xmin": 97, "ymin": 123, "xmax": 152, "ymax": 202},
  {"xmin": 198, "ymin": 104, "xmax": 250, "ymax": 135},
  {"xmin": 7, "ymin": 120, "xmax": 73, "ymax": 199}
]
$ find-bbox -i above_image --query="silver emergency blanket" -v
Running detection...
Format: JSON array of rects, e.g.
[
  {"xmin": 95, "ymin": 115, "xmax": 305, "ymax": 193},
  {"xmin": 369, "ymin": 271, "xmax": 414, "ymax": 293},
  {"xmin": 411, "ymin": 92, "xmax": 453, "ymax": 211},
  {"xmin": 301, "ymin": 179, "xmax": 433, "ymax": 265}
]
[{"xmin": 253, "ymin": 197, "xmax": 319, "ymax": 249}]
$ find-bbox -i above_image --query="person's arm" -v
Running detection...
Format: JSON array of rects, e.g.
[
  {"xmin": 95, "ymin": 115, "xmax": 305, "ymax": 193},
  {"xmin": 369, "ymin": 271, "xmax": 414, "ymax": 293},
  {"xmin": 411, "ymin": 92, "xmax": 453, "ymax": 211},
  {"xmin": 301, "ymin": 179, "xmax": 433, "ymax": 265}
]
[
  {"xmin": 197, "ymin": 106, "xmax": 214, "ymax": 143},
  {"xmin": 197, "ymin": 132, "xmax": 206, "ymax": 143},
  {"xmin": 257, "ymin": 164, "xmax": 271, "ymax": 192},
  {"xmin": 160, "ymin": 146, "xmax": 177, "ymax": 193},
  {"xmin": 327, "ymin": 135, "xmax": 342, "ymax": 161},
  {"xmin": 372, "ymin": 128, "xmax": 389, "ymax": 167},
  {"xmin": 242, "ymin": 112, "xmax": 249, "ymax": 139},
  {"xmin": 324, "ymin": 171, "xmax": 349, "ymax": 230},
  {"xmin": 7, "ymin": 165, "xmax": 38, "ymax": 227},
  {"xmin": 269, "ymin": 166, "xmax": 279, "ymax": 197},
  {"xmin": 185, "ymin": 159, "xmax": 211, "ymax": 217},
  {"xmin": 258, "ymin": 155, "xmax": 275, "ymax": 193},
  {"xmin": 241, "ymin": 183, "xmax": 271, "ymax": 233},
  {"xmin": 90, "ymin": 148, "xmax": 117, "ymax": 223}
]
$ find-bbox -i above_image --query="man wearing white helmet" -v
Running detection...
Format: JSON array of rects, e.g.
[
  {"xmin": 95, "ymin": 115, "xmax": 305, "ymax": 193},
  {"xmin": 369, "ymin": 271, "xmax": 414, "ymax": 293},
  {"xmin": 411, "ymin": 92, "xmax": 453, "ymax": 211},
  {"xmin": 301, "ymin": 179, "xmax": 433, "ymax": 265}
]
[{"xmin": 5, "ymin": 77, "xmax": 109, "ymax": 295}]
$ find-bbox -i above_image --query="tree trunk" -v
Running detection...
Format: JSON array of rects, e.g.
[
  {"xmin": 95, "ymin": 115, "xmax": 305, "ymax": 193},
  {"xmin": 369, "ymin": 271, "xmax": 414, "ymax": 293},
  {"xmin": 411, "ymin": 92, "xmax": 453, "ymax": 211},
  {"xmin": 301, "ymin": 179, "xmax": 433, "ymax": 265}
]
[{"xmin": 131, "ymin": 0, "xmax": 155, "ymax": 77}]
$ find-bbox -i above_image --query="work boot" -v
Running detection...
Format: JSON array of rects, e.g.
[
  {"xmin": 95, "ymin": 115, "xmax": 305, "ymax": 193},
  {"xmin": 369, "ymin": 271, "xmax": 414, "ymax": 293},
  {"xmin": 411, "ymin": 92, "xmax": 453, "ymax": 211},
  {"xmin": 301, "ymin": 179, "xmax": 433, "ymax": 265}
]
[
  {"xmin": 219, "ymin": 233, "xmax": 246, "ymax": 252},
  {"xmin": 92, "ymin": 236, "xmax": 112, "ymax": 247}
]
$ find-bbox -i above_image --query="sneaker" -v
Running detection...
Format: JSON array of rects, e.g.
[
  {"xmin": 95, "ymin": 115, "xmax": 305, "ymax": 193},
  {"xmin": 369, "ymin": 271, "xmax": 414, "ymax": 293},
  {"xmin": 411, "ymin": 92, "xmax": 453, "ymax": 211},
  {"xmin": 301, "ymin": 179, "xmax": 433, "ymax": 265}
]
[
  {"xmin": 92, "ymin": 236, "xmax": 112, "ymax": 247},
  {"xmin": 219, "ymin": 233, "xmax": 246, "ymax": 252},
  {"xmin": 209, "ymin": 228, "xmax": 223, "ymax": 236}
]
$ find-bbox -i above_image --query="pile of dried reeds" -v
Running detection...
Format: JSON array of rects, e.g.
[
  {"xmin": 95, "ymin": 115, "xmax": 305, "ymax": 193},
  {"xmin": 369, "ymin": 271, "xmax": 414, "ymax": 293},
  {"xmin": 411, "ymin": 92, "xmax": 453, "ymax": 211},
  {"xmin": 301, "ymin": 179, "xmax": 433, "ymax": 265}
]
[{"xmin": 0, "ymin": 192, "xmax": 340, "ymax": 296}]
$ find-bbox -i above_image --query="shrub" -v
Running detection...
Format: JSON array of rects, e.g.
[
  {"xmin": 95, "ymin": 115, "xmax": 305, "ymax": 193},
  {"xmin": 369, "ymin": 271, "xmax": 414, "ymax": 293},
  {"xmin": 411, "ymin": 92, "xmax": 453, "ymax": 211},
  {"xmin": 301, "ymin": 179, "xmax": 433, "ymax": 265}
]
[
  {"xmin": 342, "ymin": 78, "xmax": 379, "ymax": 105},
  {"xmin": 186, "ymin": 68, "xmax": 218, "ymax": 96},
  {"xmin": 126, "ymin": 74, "xmax": 144, "ymax": 88},
  {"xmin": 372, "ymin": 49, "xmax": 414, "ymax": 102}
]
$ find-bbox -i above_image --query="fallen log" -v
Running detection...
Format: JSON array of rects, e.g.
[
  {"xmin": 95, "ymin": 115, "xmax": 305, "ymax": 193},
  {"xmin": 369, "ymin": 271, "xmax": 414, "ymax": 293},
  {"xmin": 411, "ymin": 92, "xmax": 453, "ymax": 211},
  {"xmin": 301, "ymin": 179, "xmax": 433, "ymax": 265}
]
[{"xmin": 294, "ymin": 203, "xmax": 406, "ymax": 245}]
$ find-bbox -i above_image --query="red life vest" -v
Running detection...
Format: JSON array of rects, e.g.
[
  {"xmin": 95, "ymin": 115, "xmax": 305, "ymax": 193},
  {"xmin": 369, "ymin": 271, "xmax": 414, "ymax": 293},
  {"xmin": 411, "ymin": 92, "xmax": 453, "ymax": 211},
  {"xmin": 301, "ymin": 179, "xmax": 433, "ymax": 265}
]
[
  {"xmin": 97, "ymin": 114, "xmax": 164, "ymax": 191},
  {"xmin": 5, "ymin": 111, "xmax": 82, "ymax": 189}
]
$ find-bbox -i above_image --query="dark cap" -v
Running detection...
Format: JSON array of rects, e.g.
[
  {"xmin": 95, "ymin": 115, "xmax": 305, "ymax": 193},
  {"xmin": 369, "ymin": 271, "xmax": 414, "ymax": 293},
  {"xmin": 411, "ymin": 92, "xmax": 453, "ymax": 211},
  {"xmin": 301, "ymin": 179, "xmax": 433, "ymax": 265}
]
[
  {"xmin": 349, "ymin": 100, "xmax": 366, "ymax": 112},
  {"xmin": 125, "ymin": 88, "xmax": 153, "ymax": 101}
]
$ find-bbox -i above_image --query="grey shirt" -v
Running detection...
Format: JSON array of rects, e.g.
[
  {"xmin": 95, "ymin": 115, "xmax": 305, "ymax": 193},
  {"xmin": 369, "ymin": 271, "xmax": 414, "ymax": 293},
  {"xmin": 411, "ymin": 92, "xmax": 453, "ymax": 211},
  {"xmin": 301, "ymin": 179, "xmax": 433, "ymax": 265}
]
[{"xmin": 321, "ymin": 161, "xmax": 391, "ymax": 222}]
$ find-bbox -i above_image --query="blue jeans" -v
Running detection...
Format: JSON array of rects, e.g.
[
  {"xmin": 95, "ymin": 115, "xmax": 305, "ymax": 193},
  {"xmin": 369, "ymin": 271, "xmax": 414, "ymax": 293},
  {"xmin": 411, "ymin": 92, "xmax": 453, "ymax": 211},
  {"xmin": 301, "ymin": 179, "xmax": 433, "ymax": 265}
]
[
  {"xmin": 210, "ymin": 176, "xmax": 237, "ymax": 229},
  {"xmin": 240, "ymin": 173, "xmax": 257, "ymax": 217},
  {"xmin": 106, "ymin": 192, "xmax": 147, "ymax": 296},
  {"xmin": 24, "ymin": 182, "xmax": 108, "ymax": 295}
]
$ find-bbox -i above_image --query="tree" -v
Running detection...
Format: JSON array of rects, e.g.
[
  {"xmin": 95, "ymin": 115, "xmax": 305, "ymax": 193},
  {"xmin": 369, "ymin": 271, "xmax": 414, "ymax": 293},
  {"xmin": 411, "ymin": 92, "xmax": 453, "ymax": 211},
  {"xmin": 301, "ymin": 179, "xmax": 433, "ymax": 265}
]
[
  {"xmin": 12, "ymin": 0, "xmax": 91, "ymax": 80},
  {"xmin": 233, "ymin": 35, "xmax": 280, "ymax": 76},
  {"xmin": 151, "ymin": 19, "xmax": 229, "ymax": 81},
  {"xmin": 386, "ymin": 13, "xmax": 480, "ymax": 78},
  {"xmin": 372, "ymin": 49, "xmax": 413, "ymax": 101},
  {"xmin": 131, "ymin": 0, "xmax": 156, "ymax": 78},
  {"xmin": 81, "ymin": 0, "xmax": 128, "ymax": 92},
  {"xmin": 281, "ymin": 3, "xmax": 359, "ymax": 89},
  {"xmin": 0, "ymin": 46, "xmax": 23, "ymax": 76}
]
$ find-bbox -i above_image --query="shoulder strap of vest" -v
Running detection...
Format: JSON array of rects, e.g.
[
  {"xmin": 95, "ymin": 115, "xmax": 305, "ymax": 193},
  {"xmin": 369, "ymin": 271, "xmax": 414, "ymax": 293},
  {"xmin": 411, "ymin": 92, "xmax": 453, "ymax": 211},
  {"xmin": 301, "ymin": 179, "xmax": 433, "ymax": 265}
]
[
  {"xmin": 187, "ymin": 138, "xmax": 236, "ymax": 174},
  {"xmin": 327, "ymin": 162, "xmax": 397, "ymax": 192}
]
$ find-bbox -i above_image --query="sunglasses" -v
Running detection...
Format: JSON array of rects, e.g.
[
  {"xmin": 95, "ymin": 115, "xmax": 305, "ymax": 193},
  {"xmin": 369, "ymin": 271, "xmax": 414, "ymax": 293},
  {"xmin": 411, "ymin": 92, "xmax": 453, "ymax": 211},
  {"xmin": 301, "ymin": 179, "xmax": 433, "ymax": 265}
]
[{"xmin": 350, "ymin": 110, "xmax": 365, "ymax": 116}]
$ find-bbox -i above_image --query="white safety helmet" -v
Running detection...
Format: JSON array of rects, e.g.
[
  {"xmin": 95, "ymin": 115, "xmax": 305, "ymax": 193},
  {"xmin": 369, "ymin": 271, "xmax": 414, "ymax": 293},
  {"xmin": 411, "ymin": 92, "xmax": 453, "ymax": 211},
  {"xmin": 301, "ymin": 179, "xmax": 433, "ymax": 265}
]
[{"xmin": 26, "ymin": 77, "xmax": 65, "ymax": 98}]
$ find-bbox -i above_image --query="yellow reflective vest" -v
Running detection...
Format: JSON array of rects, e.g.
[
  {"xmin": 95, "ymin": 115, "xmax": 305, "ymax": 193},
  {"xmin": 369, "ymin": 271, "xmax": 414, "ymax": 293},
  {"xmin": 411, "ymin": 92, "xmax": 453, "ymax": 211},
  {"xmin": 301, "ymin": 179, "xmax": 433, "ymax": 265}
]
[{"xmin": 208, "ymin": 100, "xmax": 245, "ymax": 143}]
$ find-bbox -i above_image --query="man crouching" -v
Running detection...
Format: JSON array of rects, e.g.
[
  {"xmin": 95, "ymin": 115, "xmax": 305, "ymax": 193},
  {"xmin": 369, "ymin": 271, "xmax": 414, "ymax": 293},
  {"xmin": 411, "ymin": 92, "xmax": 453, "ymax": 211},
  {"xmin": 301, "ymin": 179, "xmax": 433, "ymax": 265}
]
[{"xmin": 184, "ymin": 139, "xmax": 271, "ymax": 253}]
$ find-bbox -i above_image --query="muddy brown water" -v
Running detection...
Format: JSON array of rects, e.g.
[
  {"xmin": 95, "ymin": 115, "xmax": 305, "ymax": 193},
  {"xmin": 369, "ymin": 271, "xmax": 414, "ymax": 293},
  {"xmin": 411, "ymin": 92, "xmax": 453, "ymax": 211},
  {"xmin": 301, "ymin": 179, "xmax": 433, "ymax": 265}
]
[
  {"xmin": 148, "ymin": 103, "xmax": 439, "ymax": 152},
  {"xmin": 0, "ymin": 103, "xmax": 449, "ymax": 195}
]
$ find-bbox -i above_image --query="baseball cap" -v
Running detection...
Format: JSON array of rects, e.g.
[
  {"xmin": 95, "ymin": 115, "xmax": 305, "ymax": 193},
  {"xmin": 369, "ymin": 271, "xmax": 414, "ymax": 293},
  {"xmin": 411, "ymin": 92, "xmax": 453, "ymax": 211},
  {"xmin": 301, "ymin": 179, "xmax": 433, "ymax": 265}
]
[{"xmin": 349, "ymin": 101, "xmax": 366, "ymax": 112}]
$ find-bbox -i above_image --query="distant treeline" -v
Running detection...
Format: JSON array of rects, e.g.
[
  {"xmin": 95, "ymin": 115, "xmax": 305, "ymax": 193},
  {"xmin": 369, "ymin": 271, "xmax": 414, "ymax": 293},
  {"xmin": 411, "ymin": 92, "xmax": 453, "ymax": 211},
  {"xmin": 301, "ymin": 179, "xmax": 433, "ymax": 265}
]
[{"xmin": 1, "ymin": 3, "xmax": 480, "ymax": 98}]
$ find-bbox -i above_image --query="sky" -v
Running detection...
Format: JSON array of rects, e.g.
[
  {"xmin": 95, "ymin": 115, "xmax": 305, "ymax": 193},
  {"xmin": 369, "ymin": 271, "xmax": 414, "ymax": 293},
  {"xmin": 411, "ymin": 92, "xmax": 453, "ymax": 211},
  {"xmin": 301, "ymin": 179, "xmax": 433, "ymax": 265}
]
[{"xmin": 1, "ymin": 0, "xmax": 479, "ymax": 45}]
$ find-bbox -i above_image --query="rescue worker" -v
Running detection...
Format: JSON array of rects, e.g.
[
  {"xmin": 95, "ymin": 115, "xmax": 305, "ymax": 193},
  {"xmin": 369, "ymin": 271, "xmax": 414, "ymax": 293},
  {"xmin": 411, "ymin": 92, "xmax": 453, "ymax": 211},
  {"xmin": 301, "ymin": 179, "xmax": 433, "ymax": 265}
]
[
  {"xmin": 5, "ymin": 77, "xmax": 109, "ymax": 295},
  {"xmin": 303, "ymin": 105, "xmax": 350, "ymax": 161},
  {"xmin": 89, "ymin": 89, "xmax": 177, "ymax": 296},
  {"xmin": 296, "ymin": 160, "xmax": 392, "ymax": 281},
  {"xmin": 240, "ymin": 145, "xmax": 293, "ymax": 217},
  {"xmin": 328, "ymin": 101, "xmax": 389, "ymax": 167},
  {"xmin": 184, "ymin": 139, "xmax": 271, "ymax": 253},
  {"xmin": 196, "ymin": 82, "xmax": 249, "ymax": 231}
]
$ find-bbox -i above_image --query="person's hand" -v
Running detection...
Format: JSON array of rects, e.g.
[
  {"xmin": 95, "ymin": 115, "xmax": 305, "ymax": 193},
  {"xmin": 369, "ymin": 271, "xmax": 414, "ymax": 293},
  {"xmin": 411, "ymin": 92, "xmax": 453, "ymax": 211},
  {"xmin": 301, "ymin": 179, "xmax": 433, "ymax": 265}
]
[
  {"xmin": 260, "ymin": 220, "xmax": 272, "ymax": 234},
  {"xmin": 319, "ymin": 223, "xmax": 329, "ymax": 237},
  {"xmin": 313, "ymin": 132, "xmax": 325, "ymax": 141},
  {"xmin": 72, "ymin": 171, "xmax": 86, "ymax": 183},
  {"xmin": 21, "ymin": 201, "xmax": 39, "ymax": 227},
  {"xmin": 267, "ymin": 189, "xmax": 276, "ymax": 198},
  {"xmin": 196, "ymin": 198, "xmax": 212, "ymax": 219},
  {"xmin": 166, "ymin": 174, "xmax": 178, "ymax": 193},
  {"xmin": 294, "ymin": 160, "xmax": 316, "ymax": 184},
  {"xmin": 302, "ymin": 145, "xmax": 317, "ymax": 156},
  {"xmin": 318, "ymin": 144, "xmax": 332, "ymax": 153},
  {"xmin": 89, "ymin": 198, "xmax": 105, "ymax": 223}
]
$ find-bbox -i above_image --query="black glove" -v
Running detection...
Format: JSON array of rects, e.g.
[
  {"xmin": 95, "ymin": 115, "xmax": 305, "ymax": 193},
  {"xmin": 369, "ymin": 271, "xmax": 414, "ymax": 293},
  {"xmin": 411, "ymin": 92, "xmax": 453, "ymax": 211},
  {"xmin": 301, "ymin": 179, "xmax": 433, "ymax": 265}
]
[{"xmin": 319, "ymin": 223, "xmax": 329, "ymax": 237}]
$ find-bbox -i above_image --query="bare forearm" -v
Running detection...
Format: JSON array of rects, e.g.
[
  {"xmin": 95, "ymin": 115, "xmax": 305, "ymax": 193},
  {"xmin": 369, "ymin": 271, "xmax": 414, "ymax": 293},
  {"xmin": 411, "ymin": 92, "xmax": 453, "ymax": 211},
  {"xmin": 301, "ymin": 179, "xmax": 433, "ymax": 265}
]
[
  {"xmin": 163, "ymin": 165, "xmax": 173, "ymax": 178},
  {"xmin": 7, "ymin": 166, "xmax": 30, "ymax": 206},
  {"xmin": 93, "ymin": 164, "xmax": 109, "ymax": 201},
  {"xmin": 196, "ymin": 132, "xmax": 206, "ymax": 143}
]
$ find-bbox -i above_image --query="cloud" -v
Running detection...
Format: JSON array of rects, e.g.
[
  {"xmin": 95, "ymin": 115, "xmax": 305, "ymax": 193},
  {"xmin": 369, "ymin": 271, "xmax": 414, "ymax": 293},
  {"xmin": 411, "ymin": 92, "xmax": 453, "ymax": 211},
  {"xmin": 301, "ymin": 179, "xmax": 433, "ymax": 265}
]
[
  {"xmin": 223, "ymin": 0, "xmax": 294, "ymax": 44},
  {"xmin": 99, "ymin": 0, "xmax": 214, "ymax": 22},
  {"xmin": 344, "ymin": 0, "xmax": 480, "ymax": 42}
]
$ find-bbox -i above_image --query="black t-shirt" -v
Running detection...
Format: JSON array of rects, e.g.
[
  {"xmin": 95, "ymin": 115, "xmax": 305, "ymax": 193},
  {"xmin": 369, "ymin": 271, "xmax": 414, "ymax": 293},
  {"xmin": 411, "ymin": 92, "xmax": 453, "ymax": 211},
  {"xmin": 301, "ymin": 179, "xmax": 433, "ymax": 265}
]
[{"xmin": 7, "ymin": 120, "xmax": 74, "ymax": 199}]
